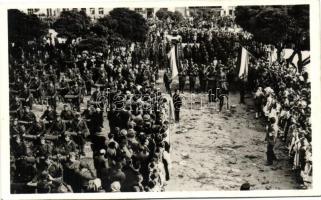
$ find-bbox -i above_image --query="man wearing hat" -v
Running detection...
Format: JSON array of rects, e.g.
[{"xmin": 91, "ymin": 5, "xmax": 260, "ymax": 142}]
[
  {"xmin": 94, "ymin": 149, "xmax": 108, "ymax": 179},
  {"xmin": 173, "ymin": 89, "xmax": 183, "ymax": 123},
  {"xmin": 163, "ymin": 68, "xmax": 172, "ymax": 97},
  {"xmin": 71, "ymin": 112, "xmax": 90, "ymax": 156},
  {"xmin": 56, "ymin": 133, "xmax": 78, "ymax": 156}
]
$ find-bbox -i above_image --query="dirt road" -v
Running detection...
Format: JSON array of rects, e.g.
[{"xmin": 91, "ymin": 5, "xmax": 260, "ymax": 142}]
[{"xmin": 165, "ymin": 90, "xmax": 298, "ymax": 191}]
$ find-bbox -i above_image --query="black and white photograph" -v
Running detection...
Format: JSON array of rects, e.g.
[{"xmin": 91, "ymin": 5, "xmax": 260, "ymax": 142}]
[{"xmin": 1, "ymin": 0, "xmax": 321, "ymax": 198}]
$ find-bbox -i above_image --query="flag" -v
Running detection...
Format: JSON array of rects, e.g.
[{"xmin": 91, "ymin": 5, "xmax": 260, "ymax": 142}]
[
  {"xmin": 167, "ymin": 46, "xmax": 178, "ymax": 79},
  {"xmin": 238, "ymin": 47, "xmax": 250, "ymax": 80}
]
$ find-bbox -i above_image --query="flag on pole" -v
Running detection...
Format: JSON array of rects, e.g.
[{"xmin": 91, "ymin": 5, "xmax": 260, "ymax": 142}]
[
  {"xmin": 167, "ymin": 46, "xmax": 178, "ymax": 79},
  {"xmin": 238, "ymin": 47, "xmax": 250, "ymax": 80}
]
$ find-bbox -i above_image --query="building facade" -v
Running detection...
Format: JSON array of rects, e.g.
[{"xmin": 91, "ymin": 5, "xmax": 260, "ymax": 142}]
[{"xmin": 21, "ymin": 6, "xmax": 235, "ymax": 21}]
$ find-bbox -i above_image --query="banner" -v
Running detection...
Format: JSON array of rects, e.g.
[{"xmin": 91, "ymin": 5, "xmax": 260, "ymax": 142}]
[
  {"xmin": 238, "ymin": 47, "xmax": 250, "ymax": 80},
  {"xmin": 167, "ymin": 46, "xmax": 178, "ymax": 79}
]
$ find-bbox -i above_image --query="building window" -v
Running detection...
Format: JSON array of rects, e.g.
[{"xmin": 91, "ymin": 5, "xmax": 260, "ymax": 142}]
[
  {"xmin": 27, "ymin": 9, "xmax": 34, "ymax": 15},
  {"xmin": 134, "ymin": 8, "xmax": 143, "ymax": 13},
  {"xmin": 90, "ymin": 8, "xmax": 95, "ymax": 15},
  {"xmin": 72, "ymin": 8, "xmax": 78, "ymax": 12},
  {"xmin": 47, "ymin": 8, "xmax": 52, "ymax": 17},
  {"xmin": 81, "ymin": 8, "xmax": 86, "ymax": 13},
  {"xmin": 229, "ymin": 9, "xmax": 233, "ymax": 15},
  {"xmin": 146, "ymin": 8, "xmax": 154, "ymax": 18},
  {"xmin": 160, "ymin": 8, "xmax": 168, "ymax": 11},
  {"xmin": 98, "ymin": 8, "xmax": 104, "ymax": 15}
]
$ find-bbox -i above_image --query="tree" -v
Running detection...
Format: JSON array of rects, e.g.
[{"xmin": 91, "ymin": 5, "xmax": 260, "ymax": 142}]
[
  {"xmin": 172, "ymin": 11, "xmax": 184, "ymax": 22},
  {"xmin": 235, "ymin": 5, "xmax": 310, "ymax": 72},
  {"xmin": 77, "ymin": 37, "xmax": 109, "ymax": 53},
  {"xmin": 104, "ymin": 8, "xmax": 148, "ymax": 42},
  {"xmin": 156, "ymin": 9, "xmax": 169, "ymax": 20},
  {"xmin": 53, "ymin": 10, "xmax": 91, "ymax": 40},
  {"xmin": 8, "ymin": 9, "xmax": 48, "ymax": 46}
]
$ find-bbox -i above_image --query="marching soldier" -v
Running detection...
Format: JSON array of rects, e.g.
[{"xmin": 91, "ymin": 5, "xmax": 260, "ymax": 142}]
[
  {"xmin": 178, "ymin": 60, "xmax": 187, "ymax": 93},
  {"xmin": 188, "ymin": 60, "xmax": 198, "ymax": 93},
  {"xmin": 206, "ymin": 64, "xmax": 216, "ymax": 102},
  {"xmin": 71, "ymin": 113, "xmax": 90, "ymax": 156},
  {"xmin": 163, "ymin": 68, "xmax": 172, "ymax": 97},
  {"xmin": 20, "ymin": 83, "xmax": 33, "ymax": 110},
  {"xmin": 199, "ymin": 64, "xmax": 207, "ymax": 93}
]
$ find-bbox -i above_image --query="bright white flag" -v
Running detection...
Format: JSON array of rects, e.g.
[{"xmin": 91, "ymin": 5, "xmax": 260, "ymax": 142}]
[
  {"xmin": 167, "ymin": 46, "xmax": 178, "ymax": 79},
  {"xmin": 238, "ymin": 47, "xmax": 250, "ymax": 80}
]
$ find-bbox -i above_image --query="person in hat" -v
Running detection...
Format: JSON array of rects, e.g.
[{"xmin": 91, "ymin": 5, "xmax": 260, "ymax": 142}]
[
  {"xmin": 173, "ymin": 89, "xmax": 183, "ymax": 123},
  {"xmin": 71, "ymin": 112, "xmax": 90, "ymax": 156},
  {"xmin": 62, "ymin": 152, "xmax": 80, "ymax": 192},
  {"xmin": 94, "ymin": 149, "xmax": 108, "ymax": 179},
  {"xmin": 40, "ymin": 105, "xmax": 58, "ymax": 128},
  {"xmin": 56, "ymin": 133, "xmax": 78, "ymax": 156},
  {"xmin": 76, "ymin": 159, "xmax": 97, "ymax": 192},
  {"xmin": 178, "ymin": 60, "xmax": 187, "ymax": 93},
  {"xmin": 60, "ymin": 104, "xmax": 75, "ymax": 129},
  {"xmin": 265, "ymin": 118, "xmax": 277, "ymax": 165},
  {"xmin": 163, "ymin": 68, "xmax": 172, "ymax": 97}
]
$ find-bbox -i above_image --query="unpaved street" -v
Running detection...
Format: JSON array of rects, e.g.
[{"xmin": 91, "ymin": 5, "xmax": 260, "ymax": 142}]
[{"xmin": 165, "ymin": 91, "xmax": 297, "ymax": 191}]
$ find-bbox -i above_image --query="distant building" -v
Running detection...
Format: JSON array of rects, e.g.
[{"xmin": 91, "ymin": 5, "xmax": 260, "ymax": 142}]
[{"xmin": 21, "ymin": 6, "xmax": 235, "ymax": 21}]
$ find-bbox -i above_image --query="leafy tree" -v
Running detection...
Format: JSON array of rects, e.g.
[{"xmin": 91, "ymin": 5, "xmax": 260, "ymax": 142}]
[
  {"xmin": 235, "ymin": 5, "xmax": 310, "ymax": 72},
  {"xmin": 53, "ymin": 10, "xmax": 91, "ymax": 40},
  {"xmin": 8, "ymin": 9, "xmax": 48, "ymax": 46},
  {"xmin": 104, "ymin": 8, "xmax": 148, "ymax": 42},
  {"xmin": 172, "ymin": 11, "xmax": 184, "ymax": 22},
  {"xmin": 156, "ymin": 9, "xmax": 170, "ymax": 20},
  {"xmin": 156, "ymin": 10, "xmax": 183, "ymax": 22},
  {"xmin": 77, "ymin": 37, "xmax": 108, "ymax": 52}
]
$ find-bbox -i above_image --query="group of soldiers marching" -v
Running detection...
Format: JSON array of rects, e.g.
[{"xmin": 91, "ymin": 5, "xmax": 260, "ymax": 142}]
[{"xmin": 177, "ymin": 58, "xmax": 231, "ymax": 101}]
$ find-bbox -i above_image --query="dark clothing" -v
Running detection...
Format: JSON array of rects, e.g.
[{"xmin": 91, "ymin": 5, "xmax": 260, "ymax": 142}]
[{"xmin": 173, "ymin": 93, "xmax": 182, "ymax": 122}]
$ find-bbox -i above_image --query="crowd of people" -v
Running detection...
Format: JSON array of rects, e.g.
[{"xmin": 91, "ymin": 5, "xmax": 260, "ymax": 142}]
[
  {"xmin": 252, "ymin": 59, "xmax": 311, "ymax": 188},
  {"xmin": 9, "ymin": 25, "xmax": 176, "ymax": 192},
  {"xmin": 8, "ymin": 10, "xmax": 312, "ymax": 193}
]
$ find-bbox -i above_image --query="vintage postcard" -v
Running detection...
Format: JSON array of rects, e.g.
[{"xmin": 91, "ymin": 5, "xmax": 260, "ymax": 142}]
[{"xmin": 0, "ymin": 0, "xmax": 320, "ymax": 199}]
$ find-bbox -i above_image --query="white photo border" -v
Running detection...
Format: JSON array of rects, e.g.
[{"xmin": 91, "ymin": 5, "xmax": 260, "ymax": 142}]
[{"xmin": 0, "ymin": 0, "xmax": 320, "ymax": 199}]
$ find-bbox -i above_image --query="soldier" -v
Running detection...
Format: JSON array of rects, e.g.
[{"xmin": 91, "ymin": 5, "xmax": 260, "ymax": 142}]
[
  {"xmin": 68, "ymin": 83, "xmax": 81, "ymax": 112},
  {"xmin": 178, "ymin": 60, "xmax": 187, "ymax": 93},
  {"xmin": 199, "ymin": 64, "xmax": 207, "ymax": 93},
  {"xmin": 71, "ymin": 113, "xmax": 90, "ymax": 156},
  {"xmin": 206, "ymin": 64, "xmax": 216, "ymax": 102},
  {"xmin": 58, "ymin": 76, "xmax": 70, "ymax": 102},
  {"xmin": 29, "ymin": 77, "xmax": 42, "ymax": 103},
  {"xmin": 173, "ymin": 89, "xmax": 183, "ymax": 123},
  {"xmin": 163, "ymin": 68, "xmax": 172, "ymax": 97},
  {"xmin": 40, "ymin": 105, "xmax": 58, "ymax": 127},
  {"xmin": 56, "ymin": 134, "xmax": 78, "ymax": 156},
  {"xmin": 20, "ymin": 83, "xmax": 33, "ymax": 110},
  {"xmin": 46, "ymin": 81, "xmax": 57, "ymax": 109},
  {"xmin": 188, "ymin": 60, "xmax": 198, "ymax": 93}
]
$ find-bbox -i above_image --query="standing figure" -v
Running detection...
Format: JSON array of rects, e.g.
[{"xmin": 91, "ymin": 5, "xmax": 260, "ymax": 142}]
[
  {"xmin": 163, "ymin": 68, "xmax": 172, "ymax": 97},
  {"xmin": 173, "ymin": 89, "xmax": 182, "ymax": 123},
  {"xmin": 178, "ymin": 60, "xmax": 187, "ymax": 93}
]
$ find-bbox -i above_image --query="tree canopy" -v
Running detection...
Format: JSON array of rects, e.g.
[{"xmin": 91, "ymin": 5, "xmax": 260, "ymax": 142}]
[
  {"xmin": 235, "ymin": 5, "xmax": 310, "ymax": 71},
  {"xmin": 53, "ymin": 10, "xmax": 91, "ymax": 39},
  {"xmin": 155, "ymin": 9, "xmax": 184, "ymax": 22},
  {"xmin": 8, "ymin": 9, "xmax": 48, "ymax": 46},
  {"xmin": 77, "ymin": 37, "xmax": 109, "ymax": 52},
  {"xmin": 99, "ymin": 8, "xmax": 148, "ymax": 43},
  {"xmin": 235, "ymin": 5, "xmax": 309, "ymax": 51}
]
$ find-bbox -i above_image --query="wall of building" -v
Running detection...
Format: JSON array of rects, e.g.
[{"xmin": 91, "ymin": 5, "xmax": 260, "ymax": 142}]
[{"xmin": 20, "ymin": 6, "xmax": 235, "ymax": 21}]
